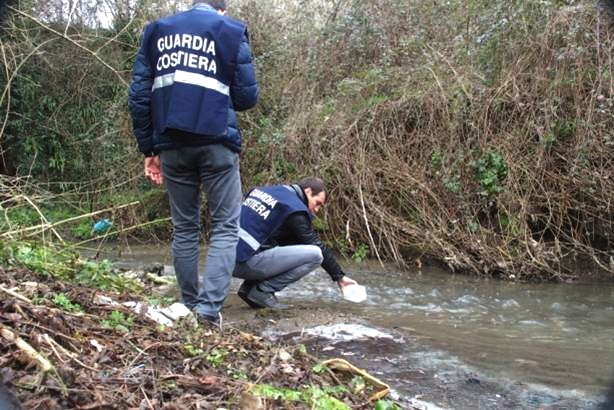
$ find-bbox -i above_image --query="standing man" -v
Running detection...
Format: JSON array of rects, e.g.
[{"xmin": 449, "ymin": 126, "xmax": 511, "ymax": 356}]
[
  {"xmin": 128, "ymin": 0, "xmax": 258, "ymax": 328},
  {"xmin": 234, "ymin": 178, "xmax": 359, "ymax": 309}
]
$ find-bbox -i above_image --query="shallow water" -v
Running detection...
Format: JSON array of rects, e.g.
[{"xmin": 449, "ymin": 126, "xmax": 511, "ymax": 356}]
[
  {"xmin": 275, "ymin": 262, "xmax": 614, "ymax": 408},
  {"xmin": 283, "ymin": 263, "xmax": 614, "ymax": 391},
  {"xmin": 104, "ymin": 245, "xmax": 614, "ymax": 408}
]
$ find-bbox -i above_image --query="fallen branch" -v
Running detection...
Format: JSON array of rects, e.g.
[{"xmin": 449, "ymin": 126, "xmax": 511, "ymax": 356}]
[
  {"xmin": 0, "ymin": 324, "xmax": 54, "ymax": 372},
  {"xmin": 0, "ymin": 284, "xmax": 32, "ymax": 303},
  {"xmin": 1, "ymin": 201, "xmax": 140, "ymax": 238}
]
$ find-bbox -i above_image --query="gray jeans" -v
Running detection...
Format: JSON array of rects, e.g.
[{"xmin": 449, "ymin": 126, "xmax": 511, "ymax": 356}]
[
  {"xmin": 233, "ymin": 245, "xmax": 323, "ymax": 293},
  {"xmin": 161, "ymin": 144, "xmax": 241, "ymax": 318}
]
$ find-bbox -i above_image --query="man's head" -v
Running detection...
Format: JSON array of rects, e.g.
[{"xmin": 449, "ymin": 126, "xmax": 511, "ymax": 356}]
[
  {"xmin": 193, "ymin": 0, "xmax": 227, "ymax": 12},
  {"xmin": 298, "ymin": 177, "xmax": 327, "ymax": 214}
]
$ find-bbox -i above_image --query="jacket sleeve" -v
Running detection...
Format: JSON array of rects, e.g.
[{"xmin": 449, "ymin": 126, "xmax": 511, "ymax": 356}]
[
  {"xmin": 230, "ymin": 31, "xmax": 258, "ymax": 112},
  {"xmin": 128, "ymin": 24, "xmax": 155, "ymax": 156},
  {"xmin": 285, "ymin": 213, "xmax": 345, "ymax": 282}
]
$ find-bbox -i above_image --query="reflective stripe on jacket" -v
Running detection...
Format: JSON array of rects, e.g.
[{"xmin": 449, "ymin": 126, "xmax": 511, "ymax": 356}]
[{"xmin": 129, "ymin": 4, "xmax": 258, "ymax": 155}]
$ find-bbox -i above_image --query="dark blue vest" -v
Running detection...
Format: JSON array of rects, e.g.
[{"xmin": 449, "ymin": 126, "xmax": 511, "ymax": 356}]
[
  {"xmin": 237, "ymin": 185, "xmax": 312, "ymax": 263},
  {"xmin": 144, "ymin": 6, "xmax": 245, "ymax": 138}
]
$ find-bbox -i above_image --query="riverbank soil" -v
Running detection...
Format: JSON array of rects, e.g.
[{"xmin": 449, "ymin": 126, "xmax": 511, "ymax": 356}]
[
  {"xmin": 1, "ymin": 263, "xmax": 607, "ymax": 409},
  {"xmin": 0, "ymin": 267, "xmax": 384, "ymax": 409}
]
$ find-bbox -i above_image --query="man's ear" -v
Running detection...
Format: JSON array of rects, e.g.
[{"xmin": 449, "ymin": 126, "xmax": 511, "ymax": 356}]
[{"xmin": 304, "ymin": 187, "xmax": 313, "ymax": 197}]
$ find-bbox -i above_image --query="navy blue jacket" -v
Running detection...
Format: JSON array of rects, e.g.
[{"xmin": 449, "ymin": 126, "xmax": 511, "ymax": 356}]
[
  {"xmin": 237, "ymin": 185, "xmax": 311, "ymax": 263},
  {"xmin": 238, "ymin": 184, "xmax": 346, "ymax": 281},
  {"xmin": 128, "ymin": 3, "xmax": 258, "ymax": 155}
]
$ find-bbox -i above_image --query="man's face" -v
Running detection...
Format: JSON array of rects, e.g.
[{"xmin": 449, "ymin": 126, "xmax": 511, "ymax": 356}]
[{"xmin": 305, "ymin": 187, "xmax": 326, "ymax": 214}]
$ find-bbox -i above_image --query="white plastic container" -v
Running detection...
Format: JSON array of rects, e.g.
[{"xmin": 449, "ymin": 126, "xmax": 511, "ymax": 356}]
[{"xmin": 341, "ymin": 284, "xmax": 367, "ymax": 303}]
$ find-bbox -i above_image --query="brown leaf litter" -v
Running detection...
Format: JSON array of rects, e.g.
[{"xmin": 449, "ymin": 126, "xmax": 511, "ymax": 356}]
[{"xmin": 0, "ymin": 267, "xmax": 375, "ymax": 409}]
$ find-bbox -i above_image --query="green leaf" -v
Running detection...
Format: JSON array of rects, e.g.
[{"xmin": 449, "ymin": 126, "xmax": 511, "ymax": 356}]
[
  {"xmin": 374, "ymin": 400, "xmax": 401, "ymax": 410},
  {"xmin": 312, "ymin": 363, "xmax": 328, "ymax": 374}
]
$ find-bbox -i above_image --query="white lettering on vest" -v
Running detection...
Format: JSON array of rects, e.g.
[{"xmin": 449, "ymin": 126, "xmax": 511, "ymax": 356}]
[
  {"xmin": 242, "ymin": 192, "xmax": 278, "ymax": 221},
  {"xmin": 155, "ymin": 33, "xmax": 219, "ymax": 75},
  {"xmin": 181, "ymin": 34, "xmax": 192, "ymax": 49},
  {"xmin": 188, "ymin": 53, "xmax": 198, "ymax": 69},
  {"xmin": 208, "ymin": 60, "xmax": 216, "ymax": 74},
  {"xmin": 207, "ymin": 40, "xmax": 216, "ymax": 56},
  {"xmin": 198, "ymin": 56, "xmax": 209, "ymax": 71}
]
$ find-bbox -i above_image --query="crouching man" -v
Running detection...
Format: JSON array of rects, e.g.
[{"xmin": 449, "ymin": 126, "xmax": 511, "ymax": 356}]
[{"xmin": 234, "ymin": 177, "xmax": 359, "ymax": 308}]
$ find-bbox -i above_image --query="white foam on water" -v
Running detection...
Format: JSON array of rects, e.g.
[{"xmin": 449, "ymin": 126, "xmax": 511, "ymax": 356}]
[
  {"xmin": 454, "ymin": 295, "xmax": 481, "ymax": 305},
  {"xmin": 304, "ymin": 323, "xmax": 395, "ymax": 342},
  {"xmin": 408, "ymin": 397, "xmax": 449, "ymax": 410},
  {"xmin": 502, "ymin": 299, "xmax": 521, "ymax": 309}
]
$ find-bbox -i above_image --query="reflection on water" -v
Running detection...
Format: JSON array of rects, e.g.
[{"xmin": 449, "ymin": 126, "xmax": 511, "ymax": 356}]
[{"xmin": 101, "ymin": 246, "xmax": 614, "ymax": 406}]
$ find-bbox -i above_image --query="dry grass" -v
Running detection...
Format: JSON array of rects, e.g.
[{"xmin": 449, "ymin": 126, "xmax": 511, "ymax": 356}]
[
  {"xmin": 236, "ymin": 0, "xmax": 614, "ymax": 280},
  {"xmin": 0, "ymin": 0, "xmax": 612, "ymax": 280}
]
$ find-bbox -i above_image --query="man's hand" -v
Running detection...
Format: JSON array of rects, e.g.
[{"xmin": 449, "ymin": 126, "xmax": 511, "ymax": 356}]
[
  {"xmin": 144, "ymin": 156, "xmax": 163, "ymax": 185},
  {"xmin": 337, "ymin": 276, "xmax": 358, "ymax": 290}
]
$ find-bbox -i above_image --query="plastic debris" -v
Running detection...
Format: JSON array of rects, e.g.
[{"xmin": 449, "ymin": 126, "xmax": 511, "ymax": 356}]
[
  {"xmin": 122, "ymin": 301, "xmax": 192, "ymax": 327},
  {"xmin": 92, "ymin": 219, "xmax": 113, "ymax": 234},
  {"xmin": 94, "ymin": 294, "xmax": 191, "ymax": 328},
  {"xmin": 90, "ymin": 339, "xmax": 104, "ymax": 352}
]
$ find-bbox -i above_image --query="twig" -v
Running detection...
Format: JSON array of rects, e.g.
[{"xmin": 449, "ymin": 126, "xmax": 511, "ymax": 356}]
[
  {"xmin": 64, "ymin": 0, "xmax": 78, "ymax": 36},
  {"xmin": 17, "ymin": 194, "xmax": 64, "ymax": 243},
  {"xmin": 140, "ymin": 386, "xmax": 154, "ymax": 410},
  {"xmin": 127, "ymin": 342, "xmax": 162, "ymax": 369},
  {"xmin": 42, "ymin": 334, "xmax": 100, "ymax": 373},
  {"xmin": 29, "ymin": 385, "xmax": 86, "ymax": 394},
  {"xmin": 253, "ymin": 360, "xmax": 276, "ymax": 385},
  {"xmin": 7, "ymin": 6, "xmax": 128, "ymax": 86},
  {"xmin": 0, "ymin": 37, "xmax": 58, "ymax": 143},
  {"xmin": 1, "ymin": 201, "xmax": 140, "ymax": 238},
  {"xmin": 70, "ymin": 217, "xmax": 171, "ymax": 247},
  {"xmin": 126, "ymin": 339, "xmax": 147, "ymax": 361},
  {"xmin": 96, "ymin": 15, "xmax": 135, "ymax": 54},
  {"xmin": 322, "ymin": 363, "xmax": 344, "ymax": 387},
  {"xmin": 26, "ymin": 322, "xmax": 81, "ymax": 345},
  {"xmin": 425, "ymin": 44, "xmax": 472, "ymax": 100},
  {"xmin": 357, "ymin": 183, "xmax": 383, "ymax": 267},
  {"xmin": 76, "ymin": 402, "xmax": 113, "ymax": 410},
  {"xmin": 0, "ymin": 40, "xmax": 11, "ymax": 144},
  {"xmin": 44, "ymin": 335, "xmax": 67, "ymax": 364}
]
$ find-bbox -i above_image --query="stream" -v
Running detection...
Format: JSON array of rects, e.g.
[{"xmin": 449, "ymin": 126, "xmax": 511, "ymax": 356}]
[{"xmin": 104, "ymin": 245, "xmax": 614, "ymax": 409}]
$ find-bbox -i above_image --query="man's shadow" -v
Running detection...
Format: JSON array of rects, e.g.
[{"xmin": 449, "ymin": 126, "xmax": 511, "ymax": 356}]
[
  {"xmin": 599, "ymin": 375, "xmax": 614, "ymax": 410},
  {"xmin": 0, "ymin": 372, "xmax": 20, "ymax": 410}
]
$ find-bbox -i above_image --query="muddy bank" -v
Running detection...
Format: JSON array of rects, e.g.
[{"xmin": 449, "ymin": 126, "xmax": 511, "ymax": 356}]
[{"xmin": 0, "ymin": 267, "xmax": 392, "ymax": 409}]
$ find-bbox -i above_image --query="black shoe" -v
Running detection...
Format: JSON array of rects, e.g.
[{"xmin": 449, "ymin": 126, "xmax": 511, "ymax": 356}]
[
  {"xmin": 196, "ymin": 312, "xmax": 223, "ymax": 333},
  {"xmin": 238, "ymin": 281, "xmax": 262, "ymax": 309},
  {"xmin": 247, "ymin": 287, "xmax": 285, "ymax": 309}
]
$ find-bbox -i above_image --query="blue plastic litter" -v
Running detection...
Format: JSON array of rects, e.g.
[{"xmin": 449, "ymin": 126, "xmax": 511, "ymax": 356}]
[{"xmin": 92, "ymin": 219, "xmax": 113, "ymax": 234}]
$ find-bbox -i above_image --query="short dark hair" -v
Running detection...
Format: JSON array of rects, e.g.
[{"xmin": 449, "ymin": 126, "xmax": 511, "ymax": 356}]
[
  {"xmin": 193, "ymin": 0, "xmax": 227, "ymax": 10},
  {"xmin": 298, "ymin": 177, "xmax": 327, "ymax": 196}
]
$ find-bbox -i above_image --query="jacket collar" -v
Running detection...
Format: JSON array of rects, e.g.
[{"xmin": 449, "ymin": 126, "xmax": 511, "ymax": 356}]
[
  {"xmin": 288, "ymin": 184, "xmax": 307, "ymax": 205},
  {"xmin": 192, "ymin": 3, "xmax": 216, "ymax": 12}
]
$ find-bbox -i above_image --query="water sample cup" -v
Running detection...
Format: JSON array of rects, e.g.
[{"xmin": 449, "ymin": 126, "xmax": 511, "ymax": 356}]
[{"xmin": 342, "ymin": 284, "xmax": 367, "ymax": 303}]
